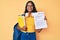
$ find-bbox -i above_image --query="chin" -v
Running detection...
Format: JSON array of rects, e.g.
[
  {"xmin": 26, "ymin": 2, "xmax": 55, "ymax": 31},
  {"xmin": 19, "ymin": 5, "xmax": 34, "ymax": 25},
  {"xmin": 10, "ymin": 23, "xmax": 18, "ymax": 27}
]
[{"xmin": 28, "ymin": 10, "xmax": 32, "ymax": 12}]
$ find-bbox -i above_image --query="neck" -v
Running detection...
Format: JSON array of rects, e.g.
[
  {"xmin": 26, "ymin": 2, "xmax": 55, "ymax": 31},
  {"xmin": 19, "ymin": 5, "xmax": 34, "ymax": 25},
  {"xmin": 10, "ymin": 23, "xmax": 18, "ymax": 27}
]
[
  {"xmin": 28, "ymin": 12, "xmax": 32, "ymax": 14},
  {"xmin": 28, "ymin": 12, "xmax": 32, "ymax": 17}
]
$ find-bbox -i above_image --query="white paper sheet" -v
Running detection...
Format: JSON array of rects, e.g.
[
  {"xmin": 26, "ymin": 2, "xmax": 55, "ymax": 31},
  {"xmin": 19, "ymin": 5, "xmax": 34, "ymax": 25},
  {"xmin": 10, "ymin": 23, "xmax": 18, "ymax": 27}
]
[{"xmin": 32, "ymin": 12, "xmax": 47, "ymax": 29}]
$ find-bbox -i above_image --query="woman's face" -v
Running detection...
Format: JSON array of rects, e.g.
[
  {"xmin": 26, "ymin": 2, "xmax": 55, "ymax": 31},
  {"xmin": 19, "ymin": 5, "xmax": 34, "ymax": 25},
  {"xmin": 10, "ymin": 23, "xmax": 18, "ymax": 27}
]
[{"xmin": 27, "ymin": 2, "xmax": 33, "ymax": 13}]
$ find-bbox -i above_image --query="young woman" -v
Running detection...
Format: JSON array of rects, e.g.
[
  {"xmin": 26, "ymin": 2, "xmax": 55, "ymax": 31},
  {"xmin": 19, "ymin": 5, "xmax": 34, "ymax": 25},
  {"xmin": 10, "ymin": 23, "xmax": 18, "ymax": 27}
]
[{"xmin": 17, "ymin": 1, "xmax": 47, "ymax": 40}]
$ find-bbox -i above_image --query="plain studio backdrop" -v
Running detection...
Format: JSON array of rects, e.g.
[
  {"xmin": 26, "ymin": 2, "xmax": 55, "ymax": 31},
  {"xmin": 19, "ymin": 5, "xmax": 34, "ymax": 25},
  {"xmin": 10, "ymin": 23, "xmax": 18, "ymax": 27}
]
[{"xmin": 0, "ymin": 0, "xmax": 60, "ymax": 40}]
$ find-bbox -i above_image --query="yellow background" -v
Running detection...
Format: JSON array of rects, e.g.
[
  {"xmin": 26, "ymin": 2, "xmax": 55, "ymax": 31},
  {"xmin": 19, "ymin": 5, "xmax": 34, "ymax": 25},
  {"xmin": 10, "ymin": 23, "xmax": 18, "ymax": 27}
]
[{"xmin": 0, "ymin": 0, "xmax": 60, "ymax": 40}]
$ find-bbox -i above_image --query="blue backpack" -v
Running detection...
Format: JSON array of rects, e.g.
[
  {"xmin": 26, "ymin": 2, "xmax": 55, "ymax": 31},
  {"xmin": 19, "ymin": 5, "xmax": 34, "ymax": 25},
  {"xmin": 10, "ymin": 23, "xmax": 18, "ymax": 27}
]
[{"xmin": 13, "ymin": 23, "xmax": 22, "ymax": 40}]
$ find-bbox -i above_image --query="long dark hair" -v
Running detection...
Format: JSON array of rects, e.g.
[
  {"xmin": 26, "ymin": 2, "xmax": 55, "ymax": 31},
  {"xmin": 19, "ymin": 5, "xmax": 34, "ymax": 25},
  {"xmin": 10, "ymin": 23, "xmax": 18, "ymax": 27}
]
[{"xmin": 24, "ymin": 1, "xmax": 37, "ymax": 13}]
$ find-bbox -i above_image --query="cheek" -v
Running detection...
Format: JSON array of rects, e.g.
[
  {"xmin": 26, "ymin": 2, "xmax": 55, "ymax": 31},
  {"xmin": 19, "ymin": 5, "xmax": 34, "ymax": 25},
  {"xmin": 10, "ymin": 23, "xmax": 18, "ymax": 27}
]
[{"xmin": 31, "ymin": 7, "xmax": 33, "ymax": 10}]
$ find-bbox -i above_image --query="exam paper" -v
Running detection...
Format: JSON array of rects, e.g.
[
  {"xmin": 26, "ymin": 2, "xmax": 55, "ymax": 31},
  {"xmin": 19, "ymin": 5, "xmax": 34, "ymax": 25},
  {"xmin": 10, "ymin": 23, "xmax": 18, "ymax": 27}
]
[{"xmin": 32, "ymin": 12, "xmax": 47, "ymax": 29}]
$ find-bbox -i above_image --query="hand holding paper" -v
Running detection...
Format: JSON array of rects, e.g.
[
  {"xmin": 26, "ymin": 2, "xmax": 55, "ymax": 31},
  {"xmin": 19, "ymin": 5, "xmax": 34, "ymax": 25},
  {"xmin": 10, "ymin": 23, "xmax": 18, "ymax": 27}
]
[{"xmin": 32, "ymin": 12, "xmax": 47, "ymax": 29}]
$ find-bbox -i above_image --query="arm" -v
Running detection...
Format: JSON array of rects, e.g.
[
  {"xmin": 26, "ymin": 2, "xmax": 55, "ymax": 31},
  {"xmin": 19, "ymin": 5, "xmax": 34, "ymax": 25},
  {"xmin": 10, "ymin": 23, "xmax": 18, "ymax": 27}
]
[
  {"xmin": 34, "ymin": 24, "xmax": 42, "ymax": 33},
  {"xmin": 36, "ymin": 29, "xmax": 42, "ymax": 33},
  {"xmin": 17, "ymin": 25, "xmax": 27, "ymax": 31},
  {"xmin": 17, "ymin": 15, "xmax": 27, "ymax": 31}
]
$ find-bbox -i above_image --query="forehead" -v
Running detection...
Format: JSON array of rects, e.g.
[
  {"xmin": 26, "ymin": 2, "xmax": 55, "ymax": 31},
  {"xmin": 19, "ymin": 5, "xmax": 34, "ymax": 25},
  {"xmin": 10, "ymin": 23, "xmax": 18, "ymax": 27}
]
[{"xmin": 27, "ymin": 2, "xmax": 33, "ymax": 5}]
